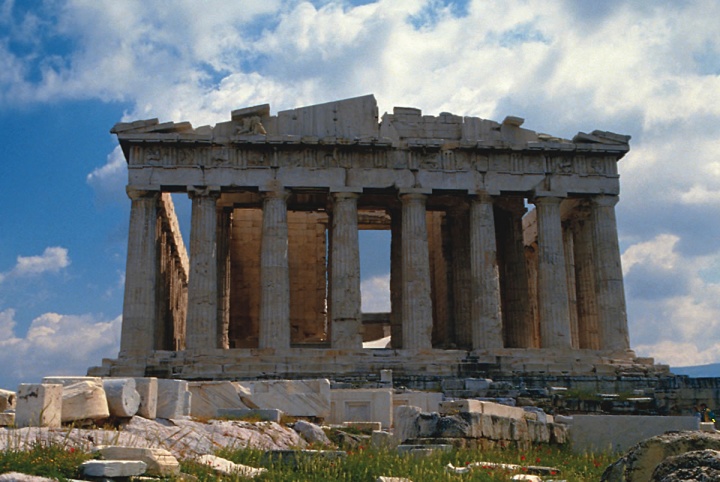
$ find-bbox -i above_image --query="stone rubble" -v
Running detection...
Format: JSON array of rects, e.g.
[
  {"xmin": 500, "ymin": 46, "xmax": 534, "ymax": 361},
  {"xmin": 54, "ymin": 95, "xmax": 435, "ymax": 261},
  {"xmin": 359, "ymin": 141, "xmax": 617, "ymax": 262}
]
[{"xmin": 196, "ymin": 454, "xmax": 267, "ymax": 478}]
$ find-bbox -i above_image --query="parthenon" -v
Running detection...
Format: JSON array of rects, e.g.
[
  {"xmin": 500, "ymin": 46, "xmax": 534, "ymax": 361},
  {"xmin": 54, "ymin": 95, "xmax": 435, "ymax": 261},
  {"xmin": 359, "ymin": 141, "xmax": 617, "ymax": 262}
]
[{"xmin": 91, "ymin": 95, "xmax": 662, "ymax": 382}]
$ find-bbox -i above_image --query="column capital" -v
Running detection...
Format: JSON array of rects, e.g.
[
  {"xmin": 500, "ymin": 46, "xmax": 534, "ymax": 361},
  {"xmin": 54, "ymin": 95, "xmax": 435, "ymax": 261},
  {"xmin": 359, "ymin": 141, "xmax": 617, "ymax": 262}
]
[
  {"xmin": 399, "ymin": 192, "xmax": 428, "ymax": 203},
  {"xmin": 473, "ymin": 191, "xmax": 495, "ymax": 204},
  {"xmin": 331, "ymin": 191, "xmax": 360, "ymax": 201},
  {"xmin": 592, "ymin": 194, "xmax": 619, "ymax": 208},
  {"xmin": 126, "ymin": 187, "xmax": 160, "ymax": 201},
  {"xmin": 532, "ymin": 195, "xmax": 564, "ymax": 206},
  {"xmin": 261, "ymin": 189, "xmax": 290, "ymax": 202},
  {"xmin": 187, "ymin": 186, "xmax": 221, "ymax": 199}
]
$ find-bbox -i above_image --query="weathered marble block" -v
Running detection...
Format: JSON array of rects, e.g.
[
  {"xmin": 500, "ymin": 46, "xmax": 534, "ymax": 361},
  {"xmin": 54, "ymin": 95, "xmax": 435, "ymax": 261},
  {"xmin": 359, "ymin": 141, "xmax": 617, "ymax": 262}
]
[
  {"xmin": 99, "ymin": 446, "xmax": 180, "ymax": 476},
  {"xmin": 43, "ymin": 376, "xmax": 109, "ymax": 422},
  {"xmin": 236, "ymin": 379, "xmax": 330, "ymax": 418},
  {"xmin": 0, "ymin": 389, "xmax": 16, "ymax": 412},
  {"xmin": 134, "ymin": 377, "xmax": 158, "ymax": 419},
  {"xmin": 81, "ymin": 460, "xmax": 147, "ymax": 477},
  {"xmin": 329, "ymin": 389, "xmax": 392, "ymax": 428},
  {"xmin": 15, "ymin": 383, "xmax": 62, "ymax": 428},
  {"xmin": 103, "ymin": 378, "xmax": 141, "ymax": 417},
  {"xmin": 189, "ymin": 381, "xmax": 247, "ymax": 419},
  {"xmin": 156, "ymin": 379, "xmax": 191, "ymax": 419},
  {"xmin": 0, "ymin": 412, "xmax": 16, "ymax": 427},
  {"xmin": 196, "ymin": 454, "xmax": 267, "ymax": 478},
  {"xmin": 393, "ymin": 390, "xmax": 443, "ymax": 414}
]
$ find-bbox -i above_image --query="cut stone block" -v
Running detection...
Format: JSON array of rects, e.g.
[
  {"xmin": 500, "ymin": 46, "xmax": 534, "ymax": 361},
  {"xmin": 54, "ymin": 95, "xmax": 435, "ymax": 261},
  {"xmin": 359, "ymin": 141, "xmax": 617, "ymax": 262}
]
[
  {"xmin": 329, "ymin": 388, "xmax": 392, "ymax": 428},
  {"xmin": 700, "ymin": 422, "xmax": 717, "ymax": 432},
  {"xmin": 15, "ymin": 384, "xmax": 62, "ymax": 428},
  {"xmin": 371, "ymin": 430, "xmax": 398, "ymax": 449},
  {"xmin": 197, "ymin": 454, "xmax": 267, "ymax": 478},
  {"xmin": 156, "ymin": 379, "xmax": 190, "ymax": 419},
  {"xmin": 217, "ymin": 408, "xmax": 282, "ymax": 422},
  {"xmin": 99, "ymin": 446, "xmax": 180, "ymax": 476},
  {"xmin": 0, "ymin": 389, "xmax": 16, "ymax": 412},
  {"xmin": 42, "ymin": 376, "xmax": 109, "ymax": 422},
  {"xmin": 377, "ymin": 477, "xmax": 413, "ymax": 482},
  {"xmin": 439, "ymin": 399, "xmax": 525, "ymax": 420},
  {"xmin": 0, "ymin": 412, "xmax": 15, "ymax": 426},
  {"xmin": 81, "ymin": 460, "xmax": 147, "ymax": 477},
  {"xmin": 236, "ymin": 379, "xmax": 330, "ymax": 418},
  {"xmin": 393, "ymin": 391, "xmax": 443, "ymax": 414},
  {"xmin": 189, "ymin": 381, "xmax": 247, "ymax": 419},
  {"xmin": 103, "ymin": 378, "xmax": 141, "ymax": 417},
  {"xmin": 134, "ymin": 377, "xmax": 158, "ymax": 419},
  {"xmin": 394, "ymin": 405, "xmax": 422, "ymax": 442}
]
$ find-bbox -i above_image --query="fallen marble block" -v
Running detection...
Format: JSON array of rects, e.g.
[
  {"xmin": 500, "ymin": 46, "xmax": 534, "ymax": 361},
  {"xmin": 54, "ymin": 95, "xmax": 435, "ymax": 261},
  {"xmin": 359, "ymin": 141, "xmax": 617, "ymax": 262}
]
[
  {"xmin": 156, "ymin": 379, "xmax": 191, "ymax": 419},
  {"xmin": 15, "ymin": 384, "xmax": 62, "ymax": 428},
  {"xmin": 43, "ymin": 376, "xmax": 109, "ymax": 422},
  {"xmin": 81, "ymin": 460, "xmax": 147, "ymax": 477},
  {"xmin": 98, "ymin": 446, "xmax": 180, "ymax": 476},
  {"xmin": 0, "ymin": 389, "xmax": 16, "ymax": 412},
  {"xmin": 0, "ymin": 412, "xmax": 15, "ymax": 427},
  {"xmin": 217, "ymin": 408, "xmax": 283, "ymax": 422},
  {"xmin": 196, "ymin": 454, "xmax": 266, "ymax": 478},
  {"xmin": 103, "ymin": 378, "xmax": 141, "ymax": 417},
  {"xmin": 189, "ymin": 381, "xmax": 248, "ymax": 419},
  {"xmin": 134, "ymin": 377, "xmax": 158, "ymax": 419}
]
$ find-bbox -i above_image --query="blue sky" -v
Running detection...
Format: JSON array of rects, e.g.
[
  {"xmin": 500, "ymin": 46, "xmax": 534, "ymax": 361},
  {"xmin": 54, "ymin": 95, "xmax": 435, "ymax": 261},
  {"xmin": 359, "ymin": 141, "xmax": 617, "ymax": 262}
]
[{"xmin": 1, "ymin": 0, "xmax": 719, "ymax": 389}]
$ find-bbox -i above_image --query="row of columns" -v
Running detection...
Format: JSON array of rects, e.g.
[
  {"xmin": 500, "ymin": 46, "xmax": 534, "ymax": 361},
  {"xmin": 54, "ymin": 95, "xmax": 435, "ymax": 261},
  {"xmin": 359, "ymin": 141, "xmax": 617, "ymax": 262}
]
[{"xmin": 120, "ymin": 187, "xmax": 630, "ymax": 356}]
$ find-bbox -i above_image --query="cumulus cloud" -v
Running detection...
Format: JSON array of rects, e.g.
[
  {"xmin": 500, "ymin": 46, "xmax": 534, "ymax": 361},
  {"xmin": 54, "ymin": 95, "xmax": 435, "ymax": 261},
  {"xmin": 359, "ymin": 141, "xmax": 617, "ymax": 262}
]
[
  {"xmin": 0, "ymin": 247, "xmax": 70, "ymax": 283},
  {"xmin": 2, "ymin": 0, "xmax": 719, "ymax": 368},
  {"xmin": 87, "ymin": 145, "xmax": 128, "ymax": 202},
  {"xmin": 0, "ymin": 309, "xmax": 121, "ymax": 390},
  {"xmin": 361, "ymin": 274, "xmax": 391, "ymax": 313}
]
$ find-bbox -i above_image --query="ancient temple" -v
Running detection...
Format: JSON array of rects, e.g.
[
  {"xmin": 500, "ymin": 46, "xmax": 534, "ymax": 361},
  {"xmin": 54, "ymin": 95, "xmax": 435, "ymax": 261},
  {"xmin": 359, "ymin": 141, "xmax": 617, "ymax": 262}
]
[{"xmin": 90, "ymin": 95, "xmax": 664, "ymax": 382}]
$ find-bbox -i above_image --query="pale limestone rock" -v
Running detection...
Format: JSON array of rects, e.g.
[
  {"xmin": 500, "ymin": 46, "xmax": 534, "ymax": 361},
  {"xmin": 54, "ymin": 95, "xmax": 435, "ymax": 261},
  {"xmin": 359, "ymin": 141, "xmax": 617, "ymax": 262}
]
[
  {"xmin": 217, "ymin": 408, "xmax": 282, "ymax": 422},
  {"xmin": 0, "ymin": 473, "xmax": 56, "ymax": 482},
  {"xmin": 377, "ymin": 478, "xmax": 413, "ymax": 482},
  {"xmin": 81, "ymin": 460, "xmax": 147, "ymax": 477},
  {"xmin": 188, "ymin": 380, "xmax": 247, "ymax": 419},
  {"xmin": 15, "ymin": 384, "xmax": 62, "ymax": 428},
  {"xmin": 511, "ymin": 475, "xmax": 542, "ymax": 481},
  {"xmin": 99, "ymin": 446, "xmax": 180, "ymax": 476},
  {"xmin": 371, "ymin": 430, "xmax": 398, "ymax": 449},
  {"xmin": 196, "ymin": 454, "xmax": 267, "ymax": 478},
  {"xmin": 103, "ymin": 378, "xmax": 140, "ymax": 417},
  {"xmin": 292, "ymin": 420, "xmax": 332, "ymax": 446},
  {"xmin": 0, "ymin": 388, "xmax": 16, "ymax": 412},
  {"xmin": 156, "ymin": 379, "xmax": 190, "ymax": 419},
  {"xmin": 134, "ymin": 377, "xmax": 158, "ymax": 419}
]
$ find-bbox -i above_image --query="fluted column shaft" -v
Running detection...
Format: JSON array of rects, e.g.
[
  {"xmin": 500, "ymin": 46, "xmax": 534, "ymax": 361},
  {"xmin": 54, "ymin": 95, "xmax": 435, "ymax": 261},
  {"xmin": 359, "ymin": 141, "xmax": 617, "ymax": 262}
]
[
  {"xmin": 573, "ymin": 217, "xmax": 600, "ymax": 349},
  {"xmin": 534, "ymin": 196, "xmax": 572, "ymax": 348},
  {"xmin": 389, "ymin": 208, "xmax": 403, "ymax": 348},
  {"xmin": 186, "ymin": 189, "xmax": 219, "ymax": 350},
  {"xmin": 258, "ymin": 190, "xmax": 291, "ymax": 349},
  {"xmin": 448, "ymin": 206, "xmax": 472, "ymax": 348},
  {"xmin": 400, "ymin": 193, "xmax": 433, "ymax": 350},
  {"xmin": 563, "ymin": 222, "xmax": 580, "ymax": 348},
  {"xmin": 121, "ymin": 189, "xmax": 160, "ymax": 355},
  {"xmin": 330, "ymin": 192, "xmax": 362, "ymax": 348},
  {"xmin": 216, "ymin": 208, "xmax": 232, "ymax": 350},
  {"xmin": 469, "ymin": 193, "xmax": 503, "ymax": 350},
  {"xmin": 592, "ymin": 195, "xmax": 630, "ymax": 351}
]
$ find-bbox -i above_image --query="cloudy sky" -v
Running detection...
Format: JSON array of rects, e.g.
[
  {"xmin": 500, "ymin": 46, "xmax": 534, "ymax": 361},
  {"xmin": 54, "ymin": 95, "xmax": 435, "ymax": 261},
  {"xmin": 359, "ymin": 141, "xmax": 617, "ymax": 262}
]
[{"xmin": 0, "ymin": 0, "xmax": 719, "ymax": 389}]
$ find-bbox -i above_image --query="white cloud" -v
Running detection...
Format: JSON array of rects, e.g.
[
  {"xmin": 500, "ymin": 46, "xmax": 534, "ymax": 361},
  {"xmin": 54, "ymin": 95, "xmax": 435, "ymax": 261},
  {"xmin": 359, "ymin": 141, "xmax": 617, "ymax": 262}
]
[
  {"xmin": 2, "ymin": 0, "xmax": 720, "ymax": 368},
  {"xmin": 0, "ymin": 247, "xmax": 70, "ymax": 283},
  {"xmin": 361, "ymin": 274, "xmax": 391, "ymax": 313},
  {"xmin": 0, "ymin": 309, "xmax": 121, "ymax": 390},
  {"xmin": 87, "ymin": 145, "xmax": 128, "ymax": 202}
]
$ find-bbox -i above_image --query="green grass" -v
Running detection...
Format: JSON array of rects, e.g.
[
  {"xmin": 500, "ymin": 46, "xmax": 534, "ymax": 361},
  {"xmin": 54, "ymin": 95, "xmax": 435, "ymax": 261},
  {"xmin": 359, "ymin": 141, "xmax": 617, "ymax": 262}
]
[
  {"xmin": 182, "ymin": 445, "xmax": 615, "ymax": 481},
  {"xmin": 0, "ymin": 439, "xmax": 614, "ymax": 481},
  {"xmin": 0, "ymin": 442, "xmax": 94, "ymax": 481}
]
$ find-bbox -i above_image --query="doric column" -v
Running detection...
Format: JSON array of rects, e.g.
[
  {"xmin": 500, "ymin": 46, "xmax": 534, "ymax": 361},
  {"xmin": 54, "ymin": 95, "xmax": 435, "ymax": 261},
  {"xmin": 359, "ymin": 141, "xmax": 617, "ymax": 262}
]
[
  {"xmin": 448, "ymin": 205, "xmax": 472, "ymax": 348},
  {"xmin": 400, "ymin": 192, "xmax": 433, "ymax": 350},
  {"xmin": 573, "ymin": 215, "xmax": 600, "ymax": 349},
  {"xmin": 258, "ymin": 189, "xmax": 291, "ymax": 349},
  {"xmin": 497, "ymin": 198, "xmax": 533, "ymax": 348},
  {"xmin": 330, "ymin": 192, "xmax": 362, "ymax": 348},
  {"xmin": 469, "ymin": 193, "xmax": 503, "ymax": 350},
  {"xmin": 121, "ymin": 189, "xmax": 160, "ymax": 355},
  {"xmin": 563, "ymin": 222, "xmax": 580, "ymax": 348},
  {"xmin": 185, "ymin": 188, "xmax": 220, "ymax": 351},
  {"xmin": 534, "ymin": 196, "xmax": 572, "ymax": 349},
  {"xmin": 591, "ymin": 195, "xmax": 631, "ymax": 352},
  {"xmin": 389, "ymin": 208, "xmax": 403, "ymax": 348},
  {"xmin": 216, "ymin": 207, "xmax": 232, "ymax": 350}
]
